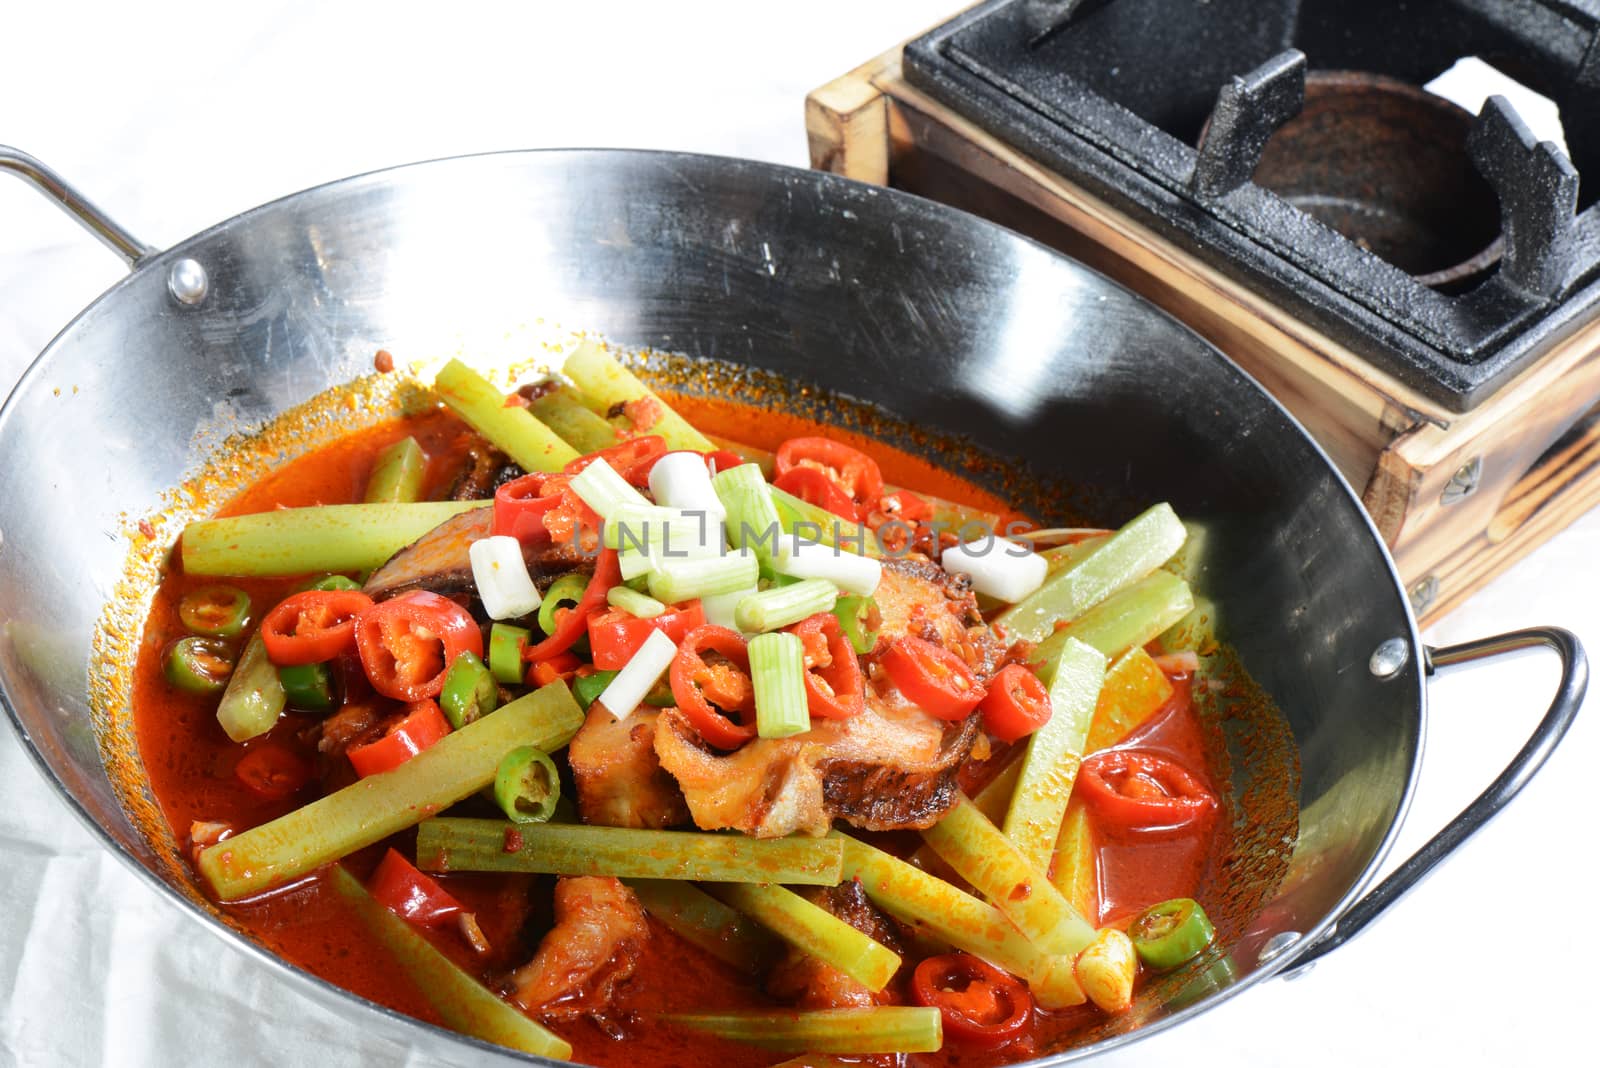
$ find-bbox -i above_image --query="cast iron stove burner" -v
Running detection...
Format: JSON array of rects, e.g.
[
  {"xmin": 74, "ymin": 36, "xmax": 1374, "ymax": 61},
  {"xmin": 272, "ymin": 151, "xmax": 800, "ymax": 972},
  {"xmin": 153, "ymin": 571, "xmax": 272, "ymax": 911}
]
[{"xmin": 904, "ymin": 0, "xmax": 1600, "ymax": 411}]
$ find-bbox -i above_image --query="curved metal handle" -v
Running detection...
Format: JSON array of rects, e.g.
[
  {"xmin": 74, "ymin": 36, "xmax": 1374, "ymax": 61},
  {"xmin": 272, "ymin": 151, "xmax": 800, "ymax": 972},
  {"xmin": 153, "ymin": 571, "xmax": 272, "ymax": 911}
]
[
  {"xmin": 0, "ymin": 145, "xmax": 155, "ymax": 266},
  {"xmin": 1285, "ymin": 626, "xmax": 1586, "ymax": 974}
]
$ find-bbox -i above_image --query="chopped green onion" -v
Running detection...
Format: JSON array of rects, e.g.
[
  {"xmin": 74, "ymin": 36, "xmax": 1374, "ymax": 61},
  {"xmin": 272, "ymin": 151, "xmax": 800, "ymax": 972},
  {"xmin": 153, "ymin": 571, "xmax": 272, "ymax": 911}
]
[
  {"xmin": 300, "ymin": 573, "xmax": 363, "ymax": 592},
  {"xmin": 773, "ymin": 539, "xmax": 881, "ymax": 596},
  {"xmin": 416, "ymin": 819, "xmax": 844, "ymax": 884},
  {"xmin": 710, "ymin": 883, "xmax": 900, "ymax": 991},
  {"xmin": 663, "ymin": 1008, "xmax": 941, "ymax": 1054},
  {"xmin": 163, "ymin": 636, "xmax": 235, "ymax": 696},
  {"xmin": 330, "ymin": 866, "xmax": 572, "ymax": 1060},
  {"xmin": 996, "ymin": 503, "xmax": 1187, "ymax": 643},
  {"xmin": 713, "ymin": 463, "xmax": 784, "ymax": 566},
  {"xmin": 919, "ymin": 796, "xmax": 1097, "ymax": 957},
  {"xmin": 571, "ymin": 457, "xmax": 650, "ymax": 520},
  {"xmin": 468, "ymin": 535, "xmax": 543, "ymax": 620},
  {"xmin": 646, "ymin": 550, "xmax": 760, "ymax": 604},
  {"xmin": 527, "ymin": 385, "xmax": 621, "ymax": 454},
  {"xmin": 597, "ymin": 629, "xmax": 677, "ymax": 719},
  {"xmin": 1030, "ymin": 570, "xmax": 1194, "ymax": 665},
  {"xmin": 618, "ymin": 545, "xmax": 655, "ymax": 581},
  {"xmin": 178, "ymin": 585, "xmax": 252, "ymax": 638},
  {"xmin": 363, "ymin": 435, "xmax": 427, "ymax": 504},
  {"xmin": 571, "ymin": 669, "xmax": 616, "ymax": 710},
  {"xmin": 182, "ymin": 501, "xmax": 484, "ymax": 577},
  {"xmin": 215, "ymin": 634, "xmax": 285, "ymax": 743},
  {"xmin": 648, "ymin": 451, "xmax": 727, "ymax": 521},
  {"xmin": 623, "ymin": 878, "xmax": 777, "ymax": 973},
  {"xmin": 440, "ymin": 651, "xmax": 498, "ymax": 728},
  {"xmin": 832, "ymin": 595, "xmax": 880, "ymax": 654},
  {"xmin": 277, "ymin": 661, "xmax": 335, "ymax": 713},
  {"xmin": 1130, "ymin": 898, "xmax": 1215, "ymax": 970},
  {"xmin": 434, "ymin": 358, "xmax": 579, "ymax": 473},
  {"xmin": 607, "ymin": 585, "xmax": 665, "ymax": 618},
  {"xmin": 198, "ymin": 682, "xmax": 584, "ymax": 900},
  {"xmin": 538, "ymin": 573, "xmax": 589, "ymax": 638},
  {"xmin": 701, "ymin": 584, "xmax": 759, "ymax": 632},
  {"xmin": 735, "ymin": 578, "xmax": 838, "ymax": 634},
  {"xmin": 562, "ymin": 338, "xmax": 714, "ymax": 451},
  {"xmin": 749, "ymin": 631, "xmax": 810, "ymax": 739},
  {"xmin": 1001, "ymin": 637, "xmax": 1106, "ymax": 871},
  {"xmin": 493, "ymin": 746, "xmax": 561, "ymax": 824},
  {"xmin": 603, "ymin": 504, "xmax": 717, "ymax": 556},
  {"xmin": 770, "ymin": 485, "xmax": 882, "ymax": 558},
  {"xmin": 488, "ymin": 623, "xmax": 530, "ymax": 685}
]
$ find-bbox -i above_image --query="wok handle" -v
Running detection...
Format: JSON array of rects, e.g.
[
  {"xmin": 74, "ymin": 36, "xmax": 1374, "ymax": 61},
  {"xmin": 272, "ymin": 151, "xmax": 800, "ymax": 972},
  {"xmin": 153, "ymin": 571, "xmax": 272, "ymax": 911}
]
[
  {"xmin": 1283, "ymin": 626, "xmax": 1586, "ymax": 975},
  {"xmin": 0, "ymin": 145, "xmax": 155, "ymax": 266}
]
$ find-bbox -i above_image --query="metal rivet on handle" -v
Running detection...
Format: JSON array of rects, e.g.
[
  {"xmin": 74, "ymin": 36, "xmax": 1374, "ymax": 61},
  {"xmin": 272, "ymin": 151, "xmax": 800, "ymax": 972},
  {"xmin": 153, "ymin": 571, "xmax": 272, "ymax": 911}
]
[
  {"xmin": 1409, "ymin": 575, "xmax": 1439, "ymax": 618},
  {"xmin": 1369, "ymin": 637, "xmax": 1410, "ymax": 678},
  {"xmin": 1258, "ymin": 930, "xmax": 1303, "ymax": 966},
  {"xmin": 168, "ymin": 258, "xmax": 208, "ymax": 305},
  {"xmin": 1440, "ymin": 457, "xmax": 1482, "ymax": 505}
]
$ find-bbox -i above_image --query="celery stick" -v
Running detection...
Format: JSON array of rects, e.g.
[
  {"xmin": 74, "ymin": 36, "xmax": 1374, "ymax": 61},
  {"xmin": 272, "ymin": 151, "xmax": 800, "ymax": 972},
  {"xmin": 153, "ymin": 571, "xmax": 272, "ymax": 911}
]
[
  {"xmin": 528, "ymin": 385, "xmax": 621, "ymax": 453},
  {"xmin": 214, "ymin": 634, "xmax": 285, "ymax": 743},
  {"xmin": 920, "ymin": 797, "xmax": 1097, "ymax": 957},
  {"xmin": 363, "ymin": 436, "xmax": 426, "ymax": 504},
  {"xmin": 909, "ymin": 755, "xmax": 1022, "ymax": 874},
  {"xmin": 1050, "ymin": 799, "xmax": 1097, "ymax": 922},
  {"xmin": 663, "ymin": 1008, "xmax": 941, "ymax": 1054},
  {"xmin": 1085, "ymin": 647, "xmax": 1175, "ymax": 753},
  {"xmin": 770, "ymin": 485, "xmax": 883, "ymax": 558},
  {"xmin": 1031, "ymin": 571, "xmax": 1195, "ymax": 665},
  {"xmin": 623, "ymin": 878, "xmax": 777, "ymax": 973},
  {"xmin": 182, "ymin": 501, "xmax": 484, "ymax": 577},
  {"xmin": 709, "ymin": 883, "xmax": 901, "ymax": 991},
  {"xmin": 1002, "ymin": 638, "xmax": 1107, "ymax": 871},
  {"xmin": 415, "ymin": 819, "xmax": 842, "ymax": 885},
  {"xmin": 996, "ymin": 503, "xmax": 1187, "ymax": 643},
  {"xmin": 563, "ymin": 339, "xmax": 714, "ymax": 451},
  {"xmin": 434, "ymin": 358, "xmax": 580, "ymax": 472},
  {"xmin": 330, "ymin": 867, "xmax": 571, "ymax": 1060},
  {"xmin": 198, "ymin": 682, "xmax": 584, "ymax": 900},
  {"xmin": 706, "ymin": 432, "xmax": 776, "ymax": 475},
  {"xmin": 835, "ymin": 833, "xmax": 1085, "ymax": 1009},
  {"xmin": 1040, "ymin": 534, "xmax": 1110, "ymax": 574},
  {"xmin": 770, "ymin": 1057, "xmax": 854, "ymax": 1068}
]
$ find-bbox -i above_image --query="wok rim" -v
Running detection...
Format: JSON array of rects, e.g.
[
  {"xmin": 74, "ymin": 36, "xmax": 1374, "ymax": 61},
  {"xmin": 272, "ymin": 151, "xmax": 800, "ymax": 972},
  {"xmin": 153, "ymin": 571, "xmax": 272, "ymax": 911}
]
[{"xmin": 0, "ymin": 145, "xmax": 1428, "ymax": 1065}]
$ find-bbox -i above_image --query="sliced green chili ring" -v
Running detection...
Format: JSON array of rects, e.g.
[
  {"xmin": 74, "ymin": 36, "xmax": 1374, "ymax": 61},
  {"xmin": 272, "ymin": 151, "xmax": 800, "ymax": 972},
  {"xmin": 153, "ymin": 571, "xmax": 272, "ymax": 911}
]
[
  {"xmin": 489, "ymin": 623, "xmax": 531, "ymax": 685},
  {"xmin": 1129, "ymin": 898, "xmax": 1215, "ymax": 970},
  {"xmin": 277, "ymin": 661, "xmax": 336, "ymax": 713},
  {"xmin": 441, "ymin": 651, "xmax": 499, "ymax": 728},
  {"xmin": 178, "ymin": 585, "xmax": 253, "ymax": 638},
  {"xmin": 493, "ymin": 746, "xmax": 562, "ymax": 824},
  {"xmin": 832, "ymin": 595, "xmax": 880, "ymax": 655},
  {"xmin": 299, "ymin": 573, "xmax": 363, "ymax": 593},
  {"xmin": 164, "ymin": 636, "xmax": 236, "ymax": 695},
  {"xmin": 572, "ymin": 670, "xmax": 617, "ymax": 710},
  {"xmin": 538, "ymin": 574, "xmax": 590, "ymax": 638}
]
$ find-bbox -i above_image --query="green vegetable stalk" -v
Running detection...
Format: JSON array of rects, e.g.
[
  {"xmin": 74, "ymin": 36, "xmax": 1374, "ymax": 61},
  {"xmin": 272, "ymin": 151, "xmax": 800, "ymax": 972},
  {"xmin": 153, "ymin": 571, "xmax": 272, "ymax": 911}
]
[
  {"xmin": 182, "ymin": 501, "xmax": 484, "ymax": 577},
  {"xmin": 709, "ymin": 882, "xmax": 901, "ymax": 991},
  {"xmin": 562, "ymin": 339, "xmax": 714, "ymax": 452},
  {"xmin": 434, "ymin": 358, "xmax": 579, "ymax": 473},
  {"xmin": 363, "ymin": 436, "xmax": 427, "ymax": 503},
  {"xmin": 663, "ymin": 1008, "xmax": 941, "ymax": 1054}
]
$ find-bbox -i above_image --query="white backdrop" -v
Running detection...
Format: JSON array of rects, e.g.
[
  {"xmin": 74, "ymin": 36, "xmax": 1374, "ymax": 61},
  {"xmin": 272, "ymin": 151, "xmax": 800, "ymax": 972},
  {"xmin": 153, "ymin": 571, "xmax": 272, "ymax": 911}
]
[{"xmin": 0, "ymin": 3, "xmax": 1592, "ymax": 1066}]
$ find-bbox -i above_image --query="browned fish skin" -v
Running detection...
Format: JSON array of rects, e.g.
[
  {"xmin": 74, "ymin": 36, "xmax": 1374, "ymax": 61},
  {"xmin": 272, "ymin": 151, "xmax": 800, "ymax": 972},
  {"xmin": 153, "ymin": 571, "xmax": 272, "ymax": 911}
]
[
  {"xmin": 766, "ymin": 880, "xmax": 904, "ymax": 1009},
  {"xmin": 362, "ymin": 507, "xmax": 589, "ymax": 602},
  {"xmin": 504, "ymin": 876, "xmax": 649, "ymax": 1022},
  {"xmin": 568, "ymin": 704, "xmax": 691, "ymax": 829},
  {"xmin": 652, "ymin": 555, "xmax": 1001, "ymax": 838},
  {"xmin": 447, "ymin": 441, "xmax": 523, "ymax": 501}
]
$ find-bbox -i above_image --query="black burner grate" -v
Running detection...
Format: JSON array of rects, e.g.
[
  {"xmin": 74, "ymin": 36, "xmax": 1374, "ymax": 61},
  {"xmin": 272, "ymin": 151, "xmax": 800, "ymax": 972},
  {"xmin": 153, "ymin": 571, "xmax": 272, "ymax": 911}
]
[{"xmin": 904, "ymin": 0, "xmax": 1600, "ymax": 411}]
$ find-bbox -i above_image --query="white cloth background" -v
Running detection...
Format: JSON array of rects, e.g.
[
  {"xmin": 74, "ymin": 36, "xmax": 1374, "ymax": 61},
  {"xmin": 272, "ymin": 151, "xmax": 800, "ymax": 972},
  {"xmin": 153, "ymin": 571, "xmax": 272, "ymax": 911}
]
[{"xmin": 0, "ymin": 3, "xmax": 1592, "ymax": 1065}]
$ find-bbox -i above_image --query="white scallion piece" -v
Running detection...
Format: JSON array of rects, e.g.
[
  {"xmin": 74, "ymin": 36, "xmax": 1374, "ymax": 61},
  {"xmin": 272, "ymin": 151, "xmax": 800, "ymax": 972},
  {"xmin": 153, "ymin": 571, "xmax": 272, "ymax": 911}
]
[
  {"xmin": 702, "ymin": 585, "xmax": 759, "ymax": 631},
  {"xmin": 619, "ymin": 546, "xmax": 657, "ymax": 582},
  {"xmin": 749, "ymin": 632, "xmax": 811, "ymax": 739},
  {"xmin": 607, "ymin": 585, "xmax": 666, "ymax": 619},
  {"xmin": 570, "ymin": 457, "xmax": 650, "ymax": 520},
  {"xmin": 467, "ymin": 536, "xmax": 543, "ymax": 620},
  {"xmin": 775, "ymin": 540, "xmax": 882, "ymax": 597},
  {"xmin": 941, "ymin": 537, "xmax": 1048, "ymax": 603},
  {"xmin": 647, "ymin": 549, "xmax": 761, "ymax": 604},
  {"xmin": 597, "ymin": 629, "xmax": 678, "ymax": 721},
  {"xmin": 650, "ymin": 451, "xmax": 727, "ymax": 519},
  {"xmin": 734, "ymin": 579, "xmax": 839, "ymax": 633}
]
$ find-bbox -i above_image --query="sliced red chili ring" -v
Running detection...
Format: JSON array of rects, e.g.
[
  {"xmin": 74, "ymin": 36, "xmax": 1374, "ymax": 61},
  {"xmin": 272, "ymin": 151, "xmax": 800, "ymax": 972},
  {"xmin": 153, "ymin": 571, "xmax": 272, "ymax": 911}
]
[
  {"xmin": 669, "ymin": 624, "xmax": 758, "ymax": 749},
  {"xmin": 233, "ymin": 743, "xmax": 313, "ymax": 801},
  {"xmin": 1075, "ymin": 749, "xmax": 1218, "ymax": 837},
  {"xmin": 587, "ymin": 600, "xmax": 706, "ymax": 671},
  {"xmin": 773, "ymin": 466, "xmax": 860, "ymax": 522},
  {"xmin": 774, "ymin": 436, "xmax": 885, "ymax": 514},
  {"xmin": 259, "ymin": 589, "xmax": 374, "ymax": 667},
  {"xmin": 493, "ymin": 472, "xmax": 563, "ymax": 542},
  {"xmin": 565, "ymin": 434, "xmax": 668, "ymax": 487},
  {"xmin": 703, "ymin": 448, "xmax": 745, "ymax": 476},
  {"xmin": 367, "ymin": 847, "xmax": 463, "ymax": 929},
  {"xmin": 880, "ymin": 635, "xmax": 986, "ymax": 721},
  {"xmin": 788, "ymin": 612, "xmax": 864, "ymax": 719},
  {"xmin": 911, "ymin": 953, "xmax": 1033, "ymax": 1047},
  {"xmin": 978, "ymin": 663, "xmax": 1053, "ymax": 743},
  {"xmin": 347, "ymin": 699, "xmax": 452, "ymax": 777},
  {"xmin": 353, "ymin": 590, "xmax": 483, "ymax": 701},
  {"xmin": 523, "ymin": 548, "xmax": 619, "ymax": 663}
]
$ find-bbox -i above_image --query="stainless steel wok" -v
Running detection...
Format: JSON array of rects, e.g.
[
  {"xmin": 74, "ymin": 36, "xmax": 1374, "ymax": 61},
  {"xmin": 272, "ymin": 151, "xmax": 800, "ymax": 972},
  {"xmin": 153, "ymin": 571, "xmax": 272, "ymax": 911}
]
[{"xmin": 0, "ymin": 146, "xmax": 1586, "ymax": 1064}]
